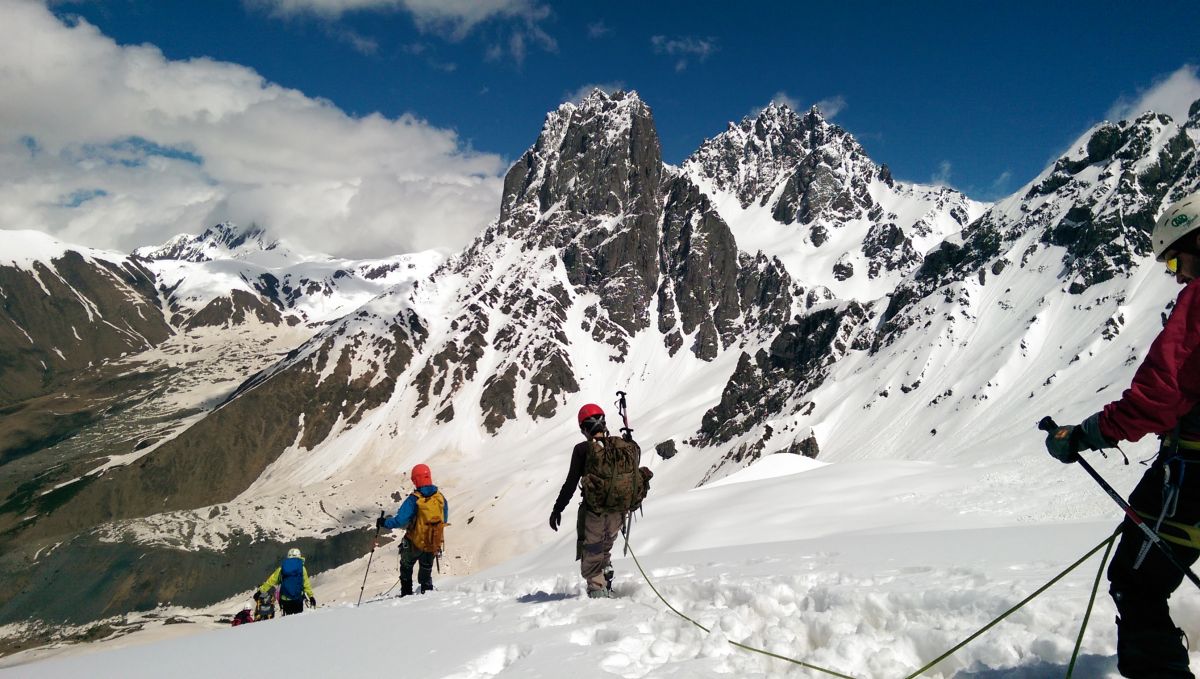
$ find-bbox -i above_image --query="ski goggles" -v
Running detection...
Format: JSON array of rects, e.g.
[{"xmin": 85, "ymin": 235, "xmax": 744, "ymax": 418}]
[{"xmin": 1164, "ymin": 249, "xmax": 1179, "ymax": 274}]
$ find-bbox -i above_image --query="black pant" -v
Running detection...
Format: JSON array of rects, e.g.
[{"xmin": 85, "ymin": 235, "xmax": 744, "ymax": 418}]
[
  {"xmin": 1108, "ymin": 459, "xmax": 1200, "ymax": 678},
  {"xmin": 400, "ymin": 537, "xmax": 434, "ymax": 595},
  {"xmin": 279, "ymin": 598, "xmax": 304, "ymax": 616}
]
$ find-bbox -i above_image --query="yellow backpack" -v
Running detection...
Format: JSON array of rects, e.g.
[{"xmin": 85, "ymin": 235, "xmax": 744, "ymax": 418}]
[{"xmin": 406, "ymin": 491, "xmax": 446, "ymax": 554}]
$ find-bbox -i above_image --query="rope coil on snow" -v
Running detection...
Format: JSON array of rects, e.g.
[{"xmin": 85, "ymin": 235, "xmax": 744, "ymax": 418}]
[{"xmin": 625, "ymin": 530, "xmax": 1119, "ymax": 679}]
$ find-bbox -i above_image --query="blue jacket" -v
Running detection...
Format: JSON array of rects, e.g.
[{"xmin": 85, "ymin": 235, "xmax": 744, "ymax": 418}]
[{"xmin": 383, "ymin": 485, "xmax": 448, "ymax": 529}]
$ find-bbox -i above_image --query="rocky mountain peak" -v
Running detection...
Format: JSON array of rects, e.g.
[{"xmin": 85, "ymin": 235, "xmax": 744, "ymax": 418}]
[
  {"xmin": 684, "ymin": 100, "xmax": 870, "ymax": 216},
  {"xmin": 499, "ymin": 89, "xmax": 660, "ymax": 238},
  {"xmin": 137, "ymin": 222, "xmax": 280, "ymax": 262}
]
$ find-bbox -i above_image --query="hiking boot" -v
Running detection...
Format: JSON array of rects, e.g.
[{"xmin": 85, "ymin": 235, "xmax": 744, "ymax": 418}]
[
  {"xmin": 587, "ymin": 588, "xmax": 614, "ymax": 599},
  {"xmin": 399, "ymin": 585, "xmax": 414, "ymax": 598},
  {"xmin": 420, "ymin": 584, "xmax": 434, "ymax": 594},
  {"xmin": 603, "ymin": 565, "xmax": 614, "ymax": 591}
]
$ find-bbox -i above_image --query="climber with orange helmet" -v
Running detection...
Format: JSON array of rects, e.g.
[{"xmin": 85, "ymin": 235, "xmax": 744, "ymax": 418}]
[{"xmin": 377, "ymin": 463, "xmax": 449, "ymax": 596}]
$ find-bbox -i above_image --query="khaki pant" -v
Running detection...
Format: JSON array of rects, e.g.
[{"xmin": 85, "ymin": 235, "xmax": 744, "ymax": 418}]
[{"xmin": 576, "ymin": 506, "xmax": 624, "ymax": 592}]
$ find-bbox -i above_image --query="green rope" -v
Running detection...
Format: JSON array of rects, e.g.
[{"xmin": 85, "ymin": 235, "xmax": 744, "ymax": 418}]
[
  {"xmin": 625, "ymin": 540, "xmax": 859, "ymax": 679},
  {"xmin": 1066, "ymin": 529, "xmax": 1119, "ymax": 678},
  {"xmin": 626, "ymin": 532, "xmax": 1118, "ymax": 679},
  {"xmin": 901, "ymin": 533, "xmax": 1119, "ymax": 679}
]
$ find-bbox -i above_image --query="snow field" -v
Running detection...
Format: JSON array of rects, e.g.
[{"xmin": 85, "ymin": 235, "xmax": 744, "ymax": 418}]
[{"xmin": 15, "ymin": 455, "xmax": 1200, "ymax": 677}]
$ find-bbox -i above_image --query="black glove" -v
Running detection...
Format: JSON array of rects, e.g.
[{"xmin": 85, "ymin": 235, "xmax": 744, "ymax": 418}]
[
  {"xmin": 549, "ymin": 509, "xmax": 562, "ymax": 531},
  {"xmin": 1045, "ymin": 425, "xmax": 1082, "ymax": 463},
  {"xmin": 1045, "ymin": 413, "xmax": 1113, "ymax": 464},
  {"xmin": 308, "ymin": 596, "xmax": 316, "ymax": 607},
  {"xmin": 376, "ymin": 516, "xmax": 386, "ymax": 530}
]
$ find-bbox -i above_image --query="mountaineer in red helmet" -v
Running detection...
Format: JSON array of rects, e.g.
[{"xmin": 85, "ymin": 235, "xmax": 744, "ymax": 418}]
[
  {"xmin": 377, "ymin": 463, "xmax": 448, "ymax": 596},
  {"xmin": 549, "ymin": 403, "xmax": 652, "ymax": 598}
]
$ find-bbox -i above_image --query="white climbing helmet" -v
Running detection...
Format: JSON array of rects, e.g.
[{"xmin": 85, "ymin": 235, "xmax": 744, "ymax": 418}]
[
  {"xmin": 287, "ymin": 547, "xmax": 302, "ymax": 559},
  {"xmin": 1151, "ymin": 189, "xmax": 1200, "ymax": 260}
]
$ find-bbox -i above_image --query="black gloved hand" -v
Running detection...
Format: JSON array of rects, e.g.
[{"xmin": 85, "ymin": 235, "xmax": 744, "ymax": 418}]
[
  {"xmin": 375, "ymin": 516, "xmax": 386, "ymax": 530},
  {"xmin": 308, "ymin": 596, "xmax": 317, "ymax": 607},
  {"xmin": 549, "ymin": 509, "xmax": 562, "ymax": 531},
  {"xmin": 1045, "ymin": 425, "xmax": 1082, "ymax": 463},
  {"xmin": 1044, "ymin": 413, "xmax": 1113, "ymax": 464}
]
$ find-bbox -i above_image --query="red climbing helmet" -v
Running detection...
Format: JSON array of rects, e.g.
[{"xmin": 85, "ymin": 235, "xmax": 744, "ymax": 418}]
[
  {"xmin": 577, "ymin": 403, "xmax": 605, "ymax": 424},
  {"xmin": 411, "ymin": 463, "xmax": 432, "ymax": 487}
]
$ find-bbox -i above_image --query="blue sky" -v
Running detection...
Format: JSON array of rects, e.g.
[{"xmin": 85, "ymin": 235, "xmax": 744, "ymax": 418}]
[
  {"xmin": 4, "ymin": 0, "xmax": 1199, "ymax": 256},
  {"xmin": 61, "ymin": 0, "xmax": 1200, "ymax": 198}
]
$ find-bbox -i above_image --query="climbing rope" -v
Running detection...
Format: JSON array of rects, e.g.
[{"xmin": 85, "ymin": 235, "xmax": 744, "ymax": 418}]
[
  {"xmin": 625, "ymin": 540, "xmax": 858, "ymax": 679},
  {"xmin": 900, "ymin": 530, "xmax": 1118, "ymax": 679},
  {"xmin": 1066, "ymin": 531, "xmax": 1117, "ymax": 678},
  {"xmin": 625, "ymin": 530, "xmax": 1120, "ymax": 679}
]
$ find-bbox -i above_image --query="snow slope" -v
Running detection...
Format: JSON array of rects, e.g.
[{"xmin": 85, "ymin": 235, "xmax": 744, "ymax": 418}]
[{"xmin": 4, "ymin": 454, "xmax": 1185, "ymax": 678}]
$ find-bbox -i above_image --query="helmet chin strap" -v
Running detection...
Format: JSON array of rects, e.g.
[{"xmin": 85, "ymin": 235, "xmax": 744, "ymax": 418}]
[{"xmin": 582, "ymin": 417, "xmax": 607, "ymax": 437}]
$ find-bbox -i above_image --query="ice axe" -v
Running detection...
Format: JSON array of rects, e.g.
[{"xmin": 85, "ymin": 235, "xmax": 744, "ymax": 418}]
[
  {"xmin": 356, "ymin": 510, "xmax": 385, "ymax": 607},
  {"xmin": 1039, "ymin": 416, "xmax": 1200, "ymax": 592},
  {"xmin": 615, "ymin": 390, "xmax": 634, "ymax": 442}
]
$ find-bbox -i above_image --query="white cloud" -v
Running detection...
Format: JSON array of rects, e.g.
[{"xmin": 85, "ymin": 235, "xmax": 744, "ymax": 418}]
[
  {"xmin": 1106, "ymin": 64, "xmax": 1200, "ymax": 124},
  {"xmin": 563, "ymin": 83, "xmax": 626, "ymax": 106},
  {"xmin": 248, "ymin": 0, "xmax": 556, "ymax": 63},
  {"xmin": 748, "ymin": 92, "xmax": 846, "ymax": 120},
  {"xmin": 0, "ymin": 1, "xmax": 506, "ymax": 257},
  {"xmin": 931, "ymin": 160, "xmax": 953, "ymax": 187},
  {"xmin": 814, "ymin": 95, "xmax": 846, "ymax": 119},
  {"xmin": 587, "ymin": 21, "xmax": 610, "ymax": 39},
  {"xmin": 768, "ymin": 92, "xmax": 801, "ymax": 111},
  {"xmin": 650, "ymin": 35, "xmax": 717, "ymax": 71}
]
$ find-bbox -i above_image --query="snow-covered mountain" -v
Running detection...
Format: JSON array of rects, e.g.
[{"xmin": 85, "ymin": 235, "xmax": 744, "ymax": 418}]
[
  {"xmin": 684, "ymin": 103, "xmax": 989, "ymax": 301},
  {"xmin": 3, "ymin": 89, "xmax": 1200, "ymax": 673},
  {"xmin": 137, "ymin": 222, "xmax": 442, "ymax": 328}
]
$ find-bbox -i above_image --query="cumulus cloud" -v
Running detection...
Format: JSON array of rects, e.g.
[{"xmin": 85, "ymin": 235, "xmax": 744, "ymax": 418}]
[
  {"xmin": 1106, "ymin": 64, "xmax": 1200, "ymax": 124},
  {"xmin": 0, "ymin": 1, "xmax": 506, "ymax": 257},
  {"xmin": 564, "ymin": 82, "xmax": 626, "ymax": 105},
  {"xmin": 650, "ymin": 35, "xmax": 717, "ymax": 71}
]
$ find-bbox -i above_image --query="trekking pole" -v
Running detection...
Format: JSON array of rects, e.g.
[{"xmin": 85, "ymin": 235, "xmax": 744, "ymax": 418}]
[
  {"xmin": 357, "ymin": 510, "xmax": 385, "ymax": 607},
  {"xmin": 615, "ymin": 390, "xmax": 634, "ymax": 441},
  {"xmin": 1039, "ymin": 417, "xmax": 1200, "ymax": 592}
]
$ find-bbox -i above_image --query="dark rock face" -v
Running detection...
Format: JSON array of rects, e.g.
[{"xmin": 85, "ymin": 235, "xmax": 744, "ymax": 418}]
[
  {"xmin": 862, "ymin": 222, "xmax": 919, "ymax": 279},
  {"xmin": 503, "ymin": 91, "xmax": 664, "ymax": 346},
  {"xmin": 656, "ymin": 176, "xmax": 792, "ymax": 360},
  {"xmin": 695, "ymin": 301, "xmax": 873, "ymax": 447},
  {"xmin": 0, "ymin": 252, "xmax": 171, "ymax": 407}
]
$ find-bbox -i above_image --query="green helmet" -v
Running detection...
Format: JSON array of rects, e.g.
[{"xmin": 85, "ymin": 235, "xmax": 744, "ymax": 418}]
[{"xmin": 1151, "ymin": 189, "xmax": 1200, "ymax": 260}]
